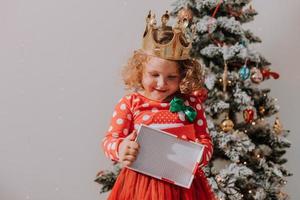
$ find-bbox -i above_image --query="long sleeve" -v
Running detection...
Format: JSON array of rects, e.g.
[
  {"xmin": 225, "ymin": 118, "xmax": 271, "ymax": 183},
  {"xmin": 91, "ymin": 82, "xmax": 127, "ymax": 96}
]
[
  {"xmin": 102, "ymin": 96, "xmax": 133, "ymax": 161},
  {"xmin": 192, "ymin": 97, "xmax": 213, "ymax": 168}
]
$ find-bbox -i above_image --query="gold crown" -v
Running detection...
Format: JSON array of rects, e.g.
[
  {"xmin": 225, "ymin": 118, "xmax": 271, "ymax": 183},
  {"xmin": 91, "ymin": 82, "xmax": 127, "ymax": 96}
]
[{"xmin": 142, "ymin": 11, "xmax": 192, "ymax": 60}]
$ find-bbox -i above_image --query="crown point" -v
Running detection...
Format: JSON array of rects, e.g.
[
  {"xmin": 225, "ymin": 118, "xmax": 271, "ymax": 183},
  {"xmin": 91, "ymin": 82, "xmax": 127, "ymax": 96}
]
[
  {"xmin": 146, "ymin": 10, "xmax": 151, "ymax": 23},
  {"xmin": 149, "ymin": 13, "xmax": 157, "ymax": 26},
  {"xmin": 161, "ymin": 10, "xmax": 170, "ymax": 27}
]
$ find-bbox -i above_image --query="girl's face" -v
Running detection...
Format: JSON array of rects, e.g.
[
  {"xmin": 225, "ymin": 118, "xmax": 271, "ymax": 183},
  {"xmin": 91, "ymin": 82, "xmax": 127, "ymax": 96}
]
[{"xmin": 141, "ymin": 56, "xmax": 181, "ymax": 102}]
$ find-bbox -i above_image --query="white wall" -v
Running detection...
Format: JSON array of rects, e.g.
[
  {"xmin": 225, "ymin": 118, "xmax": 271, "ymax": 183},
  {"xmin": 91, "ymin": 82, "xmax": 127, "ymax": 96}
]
[{"xmin": 0, "ymin": 0, "xmax": 298, "ymax": 199}]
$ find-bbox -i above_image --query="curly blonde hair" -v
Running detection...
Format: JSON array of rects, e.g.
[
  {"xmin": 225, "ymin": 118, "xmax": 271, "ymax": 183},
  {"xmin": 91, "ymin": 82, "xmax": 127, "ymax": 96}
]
[
  {"xmin": 122, "ymin": 50, "xmax": 204, "ymax": 95},
  {"xmin": 122, "ymin": 51, "xmax": 149, "ymax": 91}
]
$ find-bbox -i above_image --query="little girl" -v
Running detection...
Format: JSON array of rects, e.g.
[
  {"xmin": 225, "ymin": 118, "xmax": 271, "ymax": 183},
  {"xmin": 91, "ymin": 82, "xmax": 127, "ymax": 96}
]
[{"xmin": 102, "ymin": 11, "xmax": 215, "ymax": 200}]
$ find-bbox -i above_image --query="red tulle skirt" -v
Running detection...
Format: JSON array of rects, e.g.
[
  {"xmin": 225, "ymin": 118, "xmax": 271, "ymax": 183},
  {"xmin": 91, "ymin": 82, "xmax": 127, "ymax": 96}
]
[{"xmin": 108, "ymin": 168, "xmax": 216, "ymax": 200}]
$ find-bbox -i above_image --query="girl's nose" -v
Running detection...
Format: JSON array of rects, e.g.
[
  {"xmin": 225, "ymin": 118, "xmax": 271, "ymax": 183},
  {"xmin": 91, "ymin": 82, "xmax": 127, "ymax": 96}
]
[{"xmin": 157, "ymin": 77, "xmax": 166, "ymax": 87}]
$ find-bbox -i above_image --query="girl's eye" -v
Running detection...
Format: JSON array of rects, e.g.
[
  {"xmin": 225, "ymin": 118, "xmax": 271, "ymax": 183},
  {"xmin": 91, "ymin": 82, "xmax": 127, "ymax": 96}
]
[
  {"xmin": 168, "ymin": 75, "xmax": 178, "ymax": 79},
  {"xmin": 150, "ymin": 73, "xmax": 159, "ymax": 77}
]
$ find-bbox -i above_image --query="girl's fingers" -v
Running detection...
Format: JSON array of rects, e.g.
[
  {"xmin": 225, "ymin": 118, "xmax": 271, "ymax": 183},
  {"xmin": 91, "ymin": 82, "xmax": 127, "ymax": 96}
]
[
  {"xmin": 123, "ymin": 155, "xmax": 137, "ymax": 162},
  {"xmin": 128, "ymin": 141, "xmax": 140, "ymax": 150},
  {"xmin": 125, "ymin": 148, "xmax": 139, "ymax": 156}
]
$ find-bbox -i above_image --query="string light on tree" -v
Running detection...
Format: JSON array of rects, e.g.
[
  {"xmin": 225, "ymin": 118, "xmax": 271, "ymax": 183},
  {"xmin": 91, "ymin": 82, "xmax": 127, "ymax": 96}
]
[{"xmin": 253, "ymin": 148, "xmax": 263, "ymax": 160}]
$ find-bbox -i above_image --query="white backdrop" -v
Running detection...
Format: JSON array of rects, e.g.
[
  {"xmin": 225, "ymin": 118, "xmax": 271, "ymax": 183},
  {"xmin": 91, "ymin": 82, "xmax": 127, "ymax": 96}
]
[{"xmin": 0, "ymin": 0, "xmax": 299, "ymax": 199}]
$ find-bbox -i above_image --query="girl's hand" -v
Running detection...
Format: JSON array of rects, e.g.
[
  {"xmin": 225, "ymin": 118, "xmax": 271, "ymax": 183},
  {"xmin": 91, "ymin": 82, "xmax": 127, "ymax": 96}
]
[{"xmin": 118, "ymin": 130, "xmax": 140, "ymax": 167}]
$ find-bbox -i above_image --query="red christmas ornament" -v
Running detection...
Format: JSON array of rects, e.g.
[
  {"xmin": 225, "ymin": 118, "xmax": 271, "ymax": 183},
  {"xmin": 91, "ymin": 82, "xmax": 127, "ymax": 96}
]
[
  {"xmin": 193, "ymin": 88, "xmax": 208, "ymax": 102},
  {"xmin": 261, "ymin": 68, "xmax": 280, "ymax": 80},
  {"xmin": 243, "ymin": 108, "xmax": 254, "ymax": 123}
]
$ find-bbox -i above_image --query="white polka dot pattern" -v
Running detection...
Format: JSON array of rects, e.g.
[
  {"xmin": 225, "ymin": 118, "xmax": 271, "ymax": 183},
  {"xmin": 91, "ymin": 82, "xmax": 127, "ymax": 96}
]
[
  {"xmin": 196, "ymin": 104, "xmax": 202, "ymax": 110},
  {"xmin": 127, "ymin": 114, "xmax": 132, "ymax": 120},
  {"xmin": 134, "ymin": 124, "xmax": 140, "ymax": 130},
  {"xmin": 142, "ymin": 103, "xmax": 149, "ymax": 107},
  {"xmin": 120, "ymin": 103, "xmax": 126, "ymax": 110},
  {"xmin": 111, "ymin": 142, "xmax": 116, "ymax": 150},
  {"xmin": 142, "ymin": 115, "xmax": 150, "ymax": 121},
  {"xmin": 161, "ymin": 103, "xmax": 168, "ymax": 107},
  {"xmin": 190, "ymin": 97, "xmax": 196, "ymax": 102},
  {"xmin": 116, "ymin": 118, "xmax": 124, "ymax": 125},
  {"xmin": 112, "ymin": 132, "xmax": 119, "ymax": 138},
  {"xmin": 197, "ymin": 119, "xmax": 203, "ymax": 126}
]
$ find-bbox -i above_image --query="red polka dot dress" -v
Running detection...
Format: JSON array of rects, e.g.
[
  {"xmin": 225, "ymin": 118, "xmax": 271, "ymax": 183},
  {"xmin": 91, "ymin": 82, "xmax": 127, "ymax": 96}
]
[{"xmin": 102, "ymin": 92, "xmax": 216, "ymax": 200}]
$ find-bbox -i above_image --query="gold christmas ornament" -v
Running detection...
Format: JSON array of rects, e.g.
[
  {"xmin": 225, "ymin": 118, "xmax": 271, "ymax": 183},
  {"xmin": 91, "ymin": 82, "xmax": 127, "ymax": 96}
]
[
  {"xmin": 220, "ymin": 116, "xmax": 234, "ymax": 132},
  {"xmin": 273, "ymin": 116, "xmax": 283, "ymax": 134},
  {"xmin": 142, "ymin": 10, "xmax": 192, "ymax": 60}
]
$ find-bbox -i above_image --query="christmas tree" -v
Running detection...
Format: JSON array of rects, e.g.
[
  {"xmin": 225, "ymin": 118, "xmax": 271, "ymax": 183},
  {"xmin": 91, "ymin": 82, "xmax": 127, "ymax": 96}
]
[
  {"xmin": 96, "ymin": 0, "xmax": 292, "ymax": 199},
  {"xmin": 170, "ymin": 0, "xmax": 292, "ymax": 199}
]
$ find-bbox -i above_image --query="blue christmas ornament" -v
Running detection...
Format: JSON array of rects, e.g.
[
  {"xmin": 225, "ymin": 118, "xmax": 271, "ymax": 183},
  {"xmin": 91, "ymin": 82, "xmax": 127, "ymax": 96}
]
[{"xmin": 239, "ymin": 65, "xmax": 250, "ymax": 80}]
